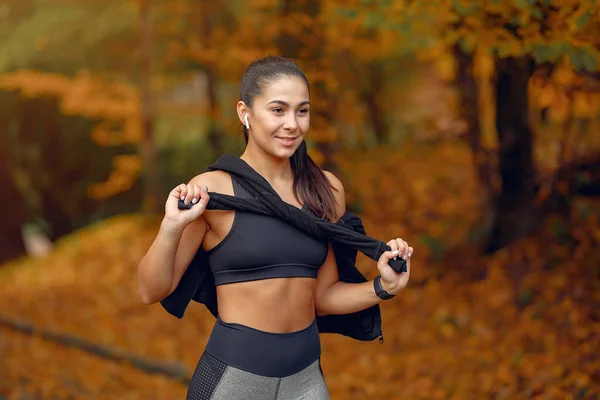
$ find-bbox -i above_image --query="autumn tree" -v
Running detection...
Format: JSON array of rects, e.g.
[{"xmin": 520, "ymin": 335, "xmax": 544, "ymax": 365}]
[
  {"xmin": 447, "ymin": 0, "xmax": 600, "ymax": 251},
  {"xmin": 0, "ymin": 0, "xmax": 145, "ymax": 260},
  {"xmin": 337, "ymin": 0, "xmax": 600, "ymax": 251}
]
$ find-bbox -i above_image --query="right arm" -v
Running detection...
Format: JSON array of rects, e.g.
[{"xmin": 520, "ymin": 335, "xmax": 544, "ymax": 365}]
[{"xmin": 137, "ymin": 175, "xmax": 212, "ymax": 304}]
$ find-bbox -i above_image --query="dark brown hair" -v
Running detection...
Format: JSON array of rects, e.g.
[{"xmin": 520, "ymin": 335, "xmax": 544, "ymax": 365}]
[{"xmin": 240, "ymin": 56, "xmax": 338, "ymax": 221}]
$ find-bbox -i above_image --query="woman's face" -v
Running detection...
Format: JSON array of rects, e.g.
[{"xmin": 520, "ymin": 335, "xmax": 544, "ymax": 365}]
[{"xmin": 243, "ymin": 75, "xmax": 310, "ymax": 159}]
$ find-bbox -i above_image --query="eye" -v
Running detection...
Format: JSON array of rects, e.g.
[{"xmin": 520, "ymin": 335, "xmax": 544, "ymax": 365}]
[
  {"xmin": 298, "ymin": 108, "xmax": 309, "ymax": 115},
  {"xmin": 272, "ymin": 107, "xmax": 284, "ymax": 114}
]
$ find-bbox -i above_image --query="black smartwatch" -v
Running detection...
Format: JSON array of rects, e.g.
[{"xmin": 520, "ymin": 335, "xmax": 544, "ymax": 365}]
[{"xmin": 373, "ymin": 275, "xmax": 395, "ymax": 300}]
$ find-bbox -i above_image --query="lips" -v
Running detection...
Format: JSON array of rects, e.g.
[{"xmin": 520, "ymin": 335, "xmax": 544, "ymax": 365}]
[{"xmin": 275, "ymin": 136, "xmax": 298, "ymax": 146}]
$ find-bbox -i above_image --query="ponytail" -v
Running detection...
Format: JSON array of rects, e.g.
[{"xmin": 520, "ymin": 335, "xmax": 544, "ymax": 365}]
[{"xmin": 291, "ymin": 141, "xmax": 338, "ymax": 222}]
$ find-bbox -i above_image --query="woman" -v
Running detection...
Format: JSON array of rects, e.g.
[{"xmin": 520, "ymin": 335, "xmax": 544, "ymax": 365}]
[{"xmin": 137, "ymin": 56, "xmax": 413, "ymax": 400}]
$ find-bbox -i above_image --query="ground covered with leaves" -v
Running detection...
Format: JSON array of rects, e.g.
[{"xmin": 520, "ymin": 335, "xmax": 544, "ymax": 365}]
[{"xmin": 1, "ymin": 145, "xmax": 599, "ymax": 400}]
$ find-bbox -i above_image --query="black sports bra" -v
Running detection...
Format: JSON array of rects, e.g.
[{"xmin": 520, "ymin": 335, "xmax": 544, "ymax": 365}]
[{"xmin": 206, "ymin": 176, "xmax": 329, "ymax": 286}]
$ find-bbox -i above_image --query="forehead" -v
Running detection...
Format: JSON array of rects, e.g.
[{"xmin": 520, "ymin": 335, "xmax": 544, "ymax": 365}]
[{"xmin": 257, "ymin": 75, "xmax": 309, "ymax": 104}]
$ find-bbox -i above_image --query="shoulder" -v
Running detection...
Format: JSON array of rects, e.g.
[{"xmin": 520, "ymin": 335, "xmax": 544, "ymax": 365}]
[
  {"xmin": 188, "ymin": 170, "xmax": 234, "ymax": 195},
  {"xmin": 323, "ymin": 170, "xmax": 344, "ymax": 192},
  {"xmin": 323, "ymin": 170, "xmax": 346, "ymax": 218}
]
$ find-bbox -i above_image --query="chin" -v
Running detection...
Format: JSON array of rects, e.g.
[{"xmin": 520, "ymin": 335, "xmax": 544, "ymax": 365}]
[{"xmin": 271, "ymin": 147, "xmax": 298, "ymax": 160}]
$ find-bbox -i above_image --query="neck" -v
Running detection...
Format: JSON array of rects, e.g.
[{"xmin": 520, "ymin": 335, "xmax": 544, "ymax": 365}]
[{"xmin": 240, "ymin": 145, "xmax": 294, "ymax": 184}]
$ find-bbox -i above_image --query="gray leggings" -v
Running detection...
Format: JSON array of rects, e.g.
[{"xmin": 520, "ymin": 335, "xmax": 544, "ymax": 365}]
[
  {"xmin": 186, "ymin": 317, "xmax": 329, "ymax": 399},
  {"xmin": 186, "ymin": 352, "xmax": 329, "ymax": 399}
]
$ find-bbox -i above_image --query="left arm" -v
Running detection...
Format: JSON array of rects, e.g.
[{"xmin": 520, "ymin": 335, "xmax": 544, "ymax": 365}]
[{"xmin": 314, "ymin": 171, "xmax": 413, "ymax": 317}]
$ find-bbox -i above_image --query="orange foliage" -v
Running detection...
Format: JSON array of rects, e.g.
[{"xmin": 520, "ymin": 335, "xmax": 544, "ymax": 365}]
[{"xmin": 0, "ymin": 70, "xmax": 143, "ymax": 199}]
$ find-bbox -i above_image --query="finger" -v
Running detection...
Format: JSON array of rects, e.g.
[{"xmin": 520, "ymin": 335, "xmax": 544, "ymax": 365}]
[
  {"xmin": 387, "ymin": 239, "xmax": 398, "ymax": 256},
  {"xmin": 184, "ymin": 184, "xmax": 195, "ymax": 205},
  {"xmin": 190, "ymin": 184, "xmax": 200, "ymax": 205},
  {"xmin": 177, "ymin": 183, "xmax": 188, "ymax": 201},
  {"xmin": 198, "ymin": 185, "xmax": 210, "ymax": 206},
  {"xmin": 401, "ymin": 239, "xmax": 410, "ymax": 260},
  {"xmin": 395, "ymin": 238, "xmax": 407, "ymax": 258},
  {"xmin": 407, "ymin": 246, "xmax": 414, "ymax": 258},
  {"xmin": 171, "ymin": 183, "xmax": 185, "ymax": 195}
]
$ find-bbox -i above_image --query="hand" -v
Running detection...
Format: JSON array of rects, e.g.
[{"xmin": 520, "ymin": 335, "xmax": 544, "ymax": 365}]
[
  {"xmin": 376, "ymin": 237, "xmax": 413, "ymax": 295},
  {"xmin": 164, "ymin": 183, "xmax": 210, "ymax": 227}
]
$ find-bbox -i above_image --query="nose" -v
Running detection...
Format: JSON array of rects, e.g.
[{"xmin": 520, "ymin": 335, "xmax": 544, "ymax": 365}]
[{"xmin": 283, "ymin": 115, "xmax": 298, "ymax": 131}]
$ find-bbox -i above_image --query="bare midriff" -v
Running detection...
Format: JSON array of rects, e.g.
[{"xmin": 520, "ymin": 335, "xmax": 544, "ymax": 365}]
[
  {"xmin": 201, "ymin": 172, "xmax": 318, "ymax": 334},
  {"xmin": 215, "ymin": 277, "xmax": 317, "ymax": 333}
]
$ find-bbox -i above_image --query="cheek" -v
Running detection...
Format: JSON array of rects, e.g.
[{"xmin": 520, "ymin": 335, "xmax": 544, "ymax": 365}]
[
  {"xmin": 259, "ymin": 113, "xmax": 279, "ymax": 129},
  {"xmin": 301, "ymin": 116, "xmax": 310, "ymax": 132}
]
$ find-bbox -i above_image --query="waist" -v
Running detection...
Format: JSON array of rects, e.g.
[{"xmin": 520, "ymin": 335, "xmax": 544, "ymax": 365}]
[
  {"xmin": 215, "ymin": 277, "xmax": 317, "ymax": 331},
  {"xmin": 205, "ymin": 317, "xmax": 321, "ymax": 378}
]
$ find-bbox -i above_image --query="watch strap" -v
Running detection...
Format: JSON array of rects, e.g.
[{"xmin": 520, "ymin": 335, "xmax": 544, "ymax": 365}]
[{"xmin": 374, "ymin": 275, "xmax": 395, "ymax": 300}]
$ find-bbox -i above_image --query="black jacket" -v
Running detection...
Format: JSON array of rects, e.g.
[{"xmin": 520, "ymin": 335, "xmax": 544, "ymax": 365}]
[{"xmin": 160, "ymin": 154, "xmax": 406, "ymax": 342}]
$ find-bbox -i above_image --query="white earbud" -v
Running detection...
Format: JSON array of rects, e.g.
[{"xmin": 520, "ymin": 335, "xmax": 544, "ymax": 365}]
[{"xmin": 244, "ymin": 114, "xmax": 250, "ymax": 130}]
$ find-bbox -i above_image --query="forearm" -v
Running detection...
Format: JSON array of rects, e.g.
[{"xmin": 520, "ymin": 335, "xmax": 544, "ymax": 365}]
[
  {"xmin": 315, "ymin": 279, "xmax": 390, "ymax": 316},
  {"xmin": 137, "ymin": 219, "xmax": 184, "ymax": 303}
]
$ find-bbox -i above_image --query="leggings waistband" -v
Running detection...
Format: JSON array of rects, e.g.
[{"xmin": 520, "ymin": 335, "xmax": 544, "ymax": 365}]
[{"xmin": 205, "ymin": 317, "xmax": 321, "ymax": 378}]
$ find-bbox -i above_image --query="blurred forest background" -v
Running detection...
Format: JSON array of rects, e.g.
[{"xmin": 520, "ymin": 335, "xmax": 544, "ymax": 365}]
[{"xmin": 1, "ymin": 0, "xmax": 599, "ymax": 399}]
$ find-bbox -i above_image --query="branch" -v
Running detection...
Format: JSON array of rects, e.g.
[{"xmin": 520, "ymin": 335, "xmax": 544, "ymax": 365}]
[{"xmin": 0, "ymin": 315, "xmax": 191, "ymax": 385}]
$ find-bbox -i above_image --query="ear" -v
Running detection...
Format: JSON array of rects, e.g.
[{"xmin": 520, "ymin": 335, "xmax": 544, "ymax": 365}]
[{"xmin": 236, "ymin": 101, "xmax": 250, "ymax": 125}]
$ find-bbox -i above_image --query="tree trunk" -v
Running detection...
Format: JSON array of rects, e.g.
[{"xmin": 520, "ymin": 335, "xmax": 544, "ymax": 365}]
[
  {"xmin": 0, "ymin": 96, "xmax": 28, "ymax": 263},
  {"xmin": 363, "ymin": 61, "xmax": 388, "ymax": 145},
  {"xmin": 38, "ymin": 97, "xmax": 73, "ymax": 239},
  {"xmin": 454, "ymin": 46, "xmax": 494, "ymax": 214},
  {"xmin": 0, "ymin": 158, "xmax": 27, "ymax": 263},
  {"xmin": 200, "ymin": 1, "xmax": 223, "ymax": 156},
  {"xmin": 486, "ymin": 57, "xmax": 539, "ymax": 253},
  {"xmin": 139, "ymin": 0, "xmax": 161, "ymax": 213},
  {"xmin": 204, "ymin": 68, "xmax": 222, "ymax": 154}
]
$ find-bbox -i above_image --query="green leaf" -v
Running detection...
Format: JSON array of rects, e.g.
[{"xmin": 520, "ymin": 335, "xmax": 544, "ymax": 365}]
[
  {"xmin": 583, "ymin": 52, "xmax": 598, "ymax": 72},
  {"xmin": 496, "ymin": 42, "xmax": 521, "ymax": 58},
  {"xmin": 570, "ymin": 49, "xmax": 585, "ymax": 71},
  {"xmin": 530, "ymin": 6, "xmax": 544, "ymax": 20},
  {"xmin": 518, "ymin": 289, "xmax": 536, "ymax": 308},
  {"xmin": 569, "ymin": 47, "xmax": 597, "ymax": 72},
  {"xmin": 532, "ymin": 41, "xmax": 566, "ymax": 64},
  {"xmin": 575, "ymin": 10, "xmax": 592, "ymax": 30},
  {"xmin": 364, "ymin": 11, "xmax": 386, "ymax": 29},
  {"xmin": 513, "ymin": 0, "xmax": 528, "ymax": 10},
  {"xmin": 337, "ymin": 8, "xmax": 359, "ymax": 21},
  {"xmin": 459, "ymin": 35, "xmax": 477, "ymax": 54},
  {"xmin": 452, "ymin": 0, "xmax": 478, "ymax": 16},
  {"xmin": 532, "ymin": 45, "xmax": 549, "ymax": 64},
  {"xmin": 420, "ymin": 234, "xmax": 444, "ymax": 262}
]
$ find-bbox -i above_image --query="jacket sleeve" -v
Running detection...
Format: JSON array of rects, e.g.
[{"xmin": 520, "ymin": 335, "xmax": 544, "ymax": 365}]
[
  {"xmin": 160, "ymin": 247, "xmax": 218, "ymax": 319},
  {"xmin": 315, "ymin": 211, "xmax": 383, "ymax": 342}
]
